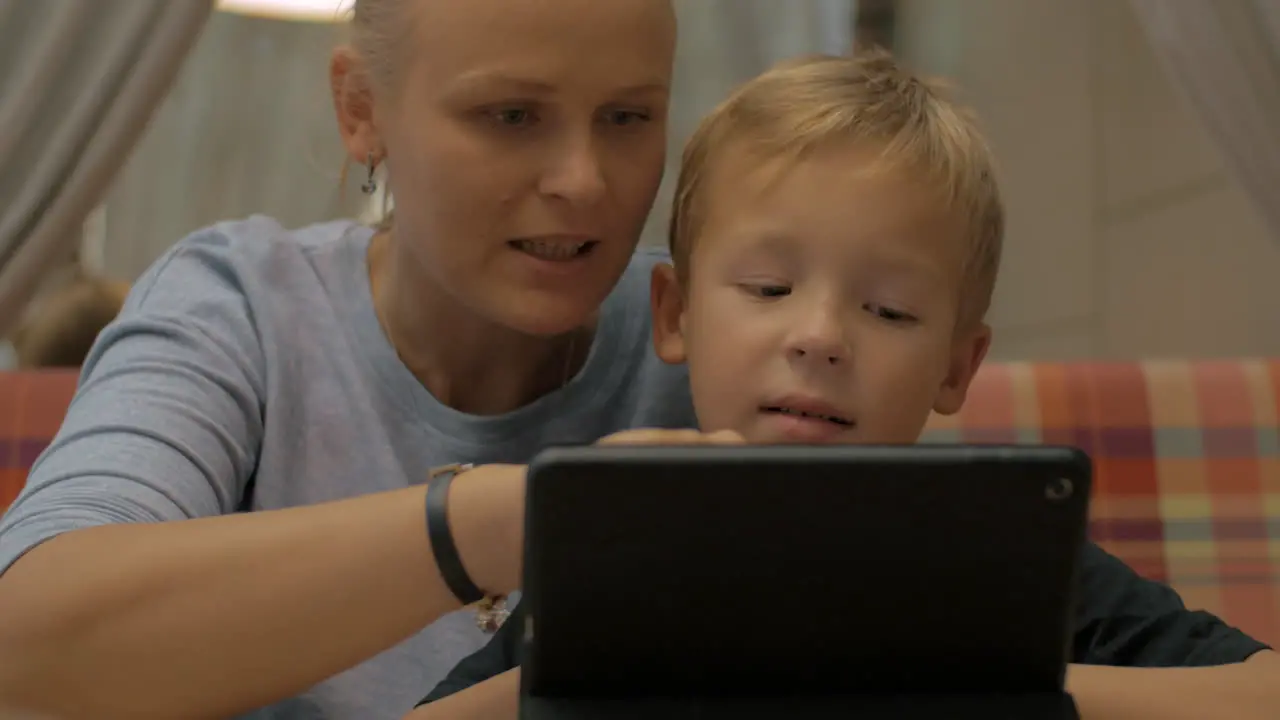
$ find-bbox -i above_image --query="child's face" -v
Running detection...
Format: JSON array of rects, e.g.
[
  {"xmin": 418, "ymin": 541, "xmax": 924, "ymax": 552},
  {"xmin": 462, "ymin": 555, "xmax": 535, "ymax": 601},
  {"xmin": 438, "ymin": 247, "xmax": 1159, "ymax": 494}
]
[{"xmin": 653, "ymin": 143, "xmax": 991, "ymax": 444}]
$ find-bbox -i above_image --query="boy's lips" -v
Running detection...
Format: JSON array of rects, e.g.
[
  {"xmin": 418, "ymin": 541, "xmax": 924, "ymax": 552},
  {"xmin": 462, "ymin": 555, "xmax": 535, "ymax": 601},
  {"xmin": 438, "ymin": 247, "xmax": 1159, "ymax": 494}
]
[
  {"xmin": 759, "ymin": 395, "xmax": 854, "ymax": 426},
  {"xmin": 758, "ymin": 395, "xmax": 856, "ymax": 443}
]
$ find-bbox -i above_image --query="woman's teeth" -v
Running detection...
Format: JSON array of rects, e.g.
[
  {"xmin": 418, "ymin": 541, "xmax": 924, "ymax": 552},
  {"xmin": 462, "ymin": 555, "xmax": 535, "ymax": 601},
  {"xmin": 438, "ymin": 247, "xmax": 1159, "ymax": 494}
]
[{"xmin": 513, "ymin": 239, "xmax": 591, "ymax": 260}]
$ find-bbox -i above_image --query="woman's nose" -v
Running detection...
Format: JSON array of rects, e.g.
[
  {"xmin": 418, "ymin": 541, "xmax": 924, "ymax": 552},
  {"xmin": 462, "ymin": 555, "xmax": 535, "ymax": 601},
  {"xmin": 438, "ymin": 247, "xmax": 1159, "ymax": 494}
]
[{"xmin": 539, "ymin": 135, "xmax": 607, "ymax": 206}]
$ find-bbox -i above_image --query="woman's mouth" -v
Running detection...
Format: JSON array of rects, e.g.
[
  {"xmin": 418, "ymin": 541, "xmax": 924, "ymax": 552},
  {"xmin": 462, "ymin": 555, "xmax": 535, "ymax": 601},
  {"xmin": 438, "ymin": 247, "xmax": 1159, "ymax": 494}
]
[{"xmin": 508, "ymin": 238, "xmax": 598, "ymax": 261}]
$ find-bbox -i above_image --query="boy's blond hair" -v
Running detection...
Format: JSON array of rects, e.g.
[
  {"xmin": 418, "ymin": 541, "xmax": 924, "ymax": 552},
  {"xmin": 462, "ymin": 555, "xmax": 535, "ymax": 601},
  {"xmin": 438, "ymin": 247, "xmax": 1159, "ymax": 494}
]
[{"xmin": 669, "ymin": 50, "xmax": 1004, "ymax": 326}]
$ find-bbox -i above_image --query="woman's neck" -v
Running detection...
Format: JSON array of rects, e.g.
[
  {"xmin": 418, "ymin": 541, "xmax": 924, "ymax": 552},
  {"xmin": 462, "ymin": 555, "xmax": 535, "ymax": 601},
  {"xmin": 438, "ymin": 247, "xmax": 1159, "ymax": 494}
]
[{"xmin": 368, "ymin": 232, "xmax": 591, "ymax": 416}]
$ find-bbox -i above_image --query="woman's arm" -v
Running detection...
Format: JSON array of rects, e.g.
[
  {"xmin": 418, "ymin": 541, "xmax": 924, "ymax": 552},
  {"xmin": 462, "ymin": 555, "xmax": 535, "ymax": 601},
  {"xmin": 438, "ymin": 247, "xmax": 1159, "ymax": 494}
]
[
  {"xmin": 1068, "ymin": 651, "xmax": 1280, "ymax": 720},
  {"xmin": 406, "ymin": 670, "xmax": 521, "ymax": 720},
  {"xmin": 0, "ymin": 463, "xmax": 524, "ymax": 720},
  {"xmin": 0, "ymin": 235, "xmax": 528, "ymax": 719}
]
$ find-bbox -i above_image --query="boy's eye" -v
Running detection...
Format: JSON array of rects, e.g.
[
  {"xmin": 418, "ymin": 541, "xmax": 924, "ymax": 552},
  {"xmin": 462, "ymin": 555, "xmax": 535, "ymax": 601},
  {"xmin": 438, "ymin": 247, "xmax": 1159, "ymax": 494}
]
[
  {"xmin": 865, "ymin": 303, "xmax": 917, "ymax": 323},
  {"xmin": 741, "ymin": 284, "xmax": 791, "ymax": 299}
]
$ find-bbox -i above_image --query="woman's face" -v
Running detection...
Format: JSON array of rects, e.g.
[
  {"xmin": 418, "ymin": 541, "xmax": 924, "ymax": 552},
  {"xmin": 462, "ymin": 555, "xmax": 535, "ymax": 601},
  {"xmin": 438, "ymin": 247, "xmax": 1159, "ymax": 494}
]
[{"xmin": 379, "ymin": 0, "xmax": 676, "ymax": 337}]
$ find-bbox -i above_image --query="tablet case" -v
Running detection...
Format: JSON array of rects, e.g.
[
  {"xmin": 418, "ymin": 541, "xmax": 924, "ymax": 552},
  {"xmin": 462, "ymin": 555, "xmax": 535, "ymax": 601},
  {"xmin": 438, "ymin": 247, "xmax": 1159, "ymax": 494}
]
[{"xmin": 520, "ymin": 444, "xmax": 1090, "ymax": 719}]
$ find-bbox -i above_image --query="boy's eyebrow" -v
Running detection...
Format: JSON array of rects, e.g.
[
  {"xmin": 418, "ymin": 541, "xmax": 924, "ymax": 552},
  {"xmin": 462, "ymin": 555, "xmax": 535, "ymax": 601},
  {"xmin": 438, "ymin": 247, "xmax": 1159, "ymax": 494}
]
[
  {"xmin": 856, "ymin": 250, "xmax": 958, "ymax": 292},
  {"xmin": 863, "ymin": 251, "xmax": 945, "ymax": 276},
  {"xmin": 717, "ymin": 226, "xmax": 957, "ymax": 285},
  {"xmin": 727, "ymin": 229, "xmax": 799, "ymax": 257}
]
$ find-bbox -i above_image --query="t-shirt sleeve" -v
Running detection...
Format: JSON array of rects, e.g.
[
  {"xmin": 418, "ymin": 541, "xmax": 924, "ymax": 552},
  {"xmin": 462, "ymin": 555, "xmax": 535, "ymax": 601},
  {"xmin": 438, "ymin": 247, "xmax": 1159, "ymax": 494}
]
[
  {"xmin": 0, "ymin": 229, "xmax": 266, "ymax": 576},
  {"xmin": 417, "ymin": 601, "xmax": 524, "ymax": 706},
  {"xmin": 1072, "ymin": 541, "xmax": 1270, "ymax": 666}
]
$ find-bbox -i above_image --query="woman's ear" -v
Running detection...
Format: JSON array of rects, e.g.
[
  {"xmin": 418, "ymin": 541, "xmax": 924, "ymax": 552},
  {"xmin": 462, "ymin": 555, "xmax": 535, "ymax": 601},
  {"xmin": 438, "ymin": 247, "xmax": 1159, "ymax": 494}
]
[
  {"xmin": 650, "ymin": 262, "xmax": 687, "ymax": 365},
  {"xmin": 330, "ymin": 46, "xmax": 381, "ymax": 163}
]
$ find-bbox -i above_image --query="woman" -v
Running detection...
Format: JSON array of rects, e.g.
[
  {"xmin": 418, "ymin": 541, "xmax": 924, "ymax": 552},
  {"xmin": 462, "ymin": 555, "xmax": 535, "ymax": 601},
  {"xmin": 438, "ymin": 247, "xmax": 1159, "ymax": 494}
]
[{"xmin": 0, "ymin": 1, "xmax": 718, "ymax": 718}]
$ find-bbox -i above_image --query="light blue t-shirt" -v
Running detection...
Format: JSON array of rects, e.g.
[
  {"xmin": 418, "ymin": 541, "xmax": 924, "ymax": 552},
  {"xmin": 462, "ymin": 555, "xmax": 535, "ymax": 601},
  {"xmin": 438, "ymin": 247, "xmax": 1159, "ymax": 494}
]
[{"xmin": 0, "ymin": 217, "xmax": 697, "ymax": 719}]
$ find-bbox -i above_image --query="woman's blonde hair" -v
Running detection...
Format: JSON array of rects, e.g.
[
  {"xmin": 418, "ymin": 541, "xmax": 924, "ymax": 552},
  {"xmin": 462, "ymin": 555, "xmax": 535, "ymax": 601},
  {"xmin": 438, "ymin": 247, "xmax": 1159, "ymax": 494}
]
[
  {"xmin": 670, "ymin": 50, "xmax": 1005, "ymax": 326},
  {"xmin": 341, "ymin": 0, "xmax": 410, "ymax": 229},
  {"xmin": 348, "ymin": 0, "xmax": 410, "ymax": 92}
]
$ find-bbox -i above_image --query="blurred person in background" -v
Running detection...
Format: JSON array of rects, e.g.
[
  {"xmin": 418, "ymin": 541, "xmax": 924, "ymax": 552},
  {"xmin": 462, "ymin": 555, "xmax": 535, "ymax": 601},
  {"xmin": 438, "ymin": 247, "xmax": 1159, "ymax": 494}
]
[{"xmin": 10, "ymin": 270, "xmax": 130, "ymax": 368}]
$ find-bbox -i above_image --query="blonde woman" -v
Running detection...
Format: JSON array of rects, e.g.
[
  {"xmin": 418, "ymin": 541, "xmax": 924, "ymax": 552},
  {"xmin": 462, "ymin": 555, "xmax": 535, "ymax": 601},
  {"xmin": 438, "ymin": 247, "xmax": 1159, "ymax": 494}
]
[{"xmin": 0, "ymin": 1, "xmax": 721, "ymax": 718}]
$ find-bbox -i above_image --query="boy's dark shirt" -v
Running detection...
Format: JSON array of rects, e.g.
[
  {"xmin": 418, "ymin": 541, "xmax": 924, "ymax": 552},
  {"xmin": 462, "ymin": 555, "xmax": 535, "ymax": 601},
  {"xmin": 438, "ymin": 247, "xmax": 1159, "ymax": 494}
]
[{"xmin": 417, "ymin": 541, "xmax": 1270, "ymax": 706}]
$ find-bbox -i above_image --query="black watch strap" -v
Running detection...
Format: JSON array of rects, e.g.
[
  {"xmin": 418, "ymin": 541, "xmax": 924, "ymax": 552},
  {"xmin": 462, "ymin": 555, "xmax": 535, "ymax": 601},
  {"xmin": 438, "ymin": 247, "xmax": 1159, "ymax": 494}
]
[{"xmin": 426, "ymin": 463, "xmax": 486, "ymax": 605}]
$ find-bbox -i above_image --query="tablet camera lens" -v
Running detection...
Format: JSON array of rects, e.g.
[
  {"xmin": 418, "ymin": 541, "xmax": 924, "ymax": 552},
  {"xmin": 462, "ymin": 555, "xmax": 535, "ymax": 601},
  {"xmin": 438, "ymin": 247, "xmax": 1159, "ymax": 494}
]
[{"xmin": 1045, "ymin": 477, "xmax": 1073, "ymax": 502}]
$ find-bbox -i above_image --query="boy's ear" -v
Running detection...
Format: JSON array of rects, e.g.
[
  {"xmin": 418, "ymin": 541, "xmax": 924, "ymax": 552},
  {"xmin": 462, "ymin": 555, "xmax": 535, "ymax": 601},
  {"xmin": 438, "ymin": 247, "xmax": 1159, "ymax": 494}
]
[
  {"xmin": 933, "ymin": 323, "xmax": 992, "ymax": 416},
  {"xmin": 650, "ymin": 262, "xmax": 688, "ymax": 365}
]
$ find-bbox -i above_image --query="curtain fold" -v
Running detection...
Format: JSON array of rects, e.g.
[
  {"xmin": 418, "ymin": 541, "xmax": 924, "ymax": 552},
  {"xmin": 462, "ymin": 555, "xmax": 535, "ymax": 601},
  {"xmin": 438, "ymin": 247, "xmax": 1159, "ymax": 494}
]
[
  {"xmin": 1129, "ymin": 0, "xmax": 1280, "ymax": 244},
  {"xmin": 0, "ymin": 0, "xmax": 213, "ymax": 337}
]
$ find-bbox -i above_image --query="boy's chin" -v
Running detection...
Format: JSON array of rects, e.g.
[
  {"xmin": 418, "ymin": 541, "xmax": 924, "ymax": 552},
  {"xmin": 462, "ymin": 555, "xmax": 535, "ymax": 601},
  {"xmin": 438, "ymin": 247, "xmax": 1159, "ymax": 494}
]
[{"xmin": 729, "ymin": 420, "xmax": 926, "ymax": 446}]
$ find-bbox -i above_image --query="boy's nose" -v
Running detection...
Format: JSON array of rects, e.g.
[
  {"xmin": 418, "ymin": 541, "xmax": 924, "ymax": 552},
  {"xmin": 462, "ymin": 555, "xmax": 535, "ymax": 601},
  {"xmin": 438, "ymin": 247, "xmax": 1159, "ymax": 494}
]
[
  {"xmin": 786, "ymin": 312, "xmax": 849, "ymax": 366},
  {"xmin": 790, "ymin": 346, "xmax": 842, "ymax": 365}
]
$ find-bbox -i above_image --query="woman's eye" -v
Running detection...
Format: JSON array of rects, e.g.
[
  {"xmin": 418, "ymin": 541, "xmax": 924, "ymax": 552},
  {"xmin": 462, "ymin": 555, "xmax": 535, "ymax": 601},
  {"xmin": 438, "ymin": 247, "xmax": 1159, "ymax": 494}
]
[
  {"xmin": 490, "ymin": 108, "xmax": 537, "ymax": 127},
  {"xmin": 602, "ymin": 109, "xmax": 651, "ymax": 127}
]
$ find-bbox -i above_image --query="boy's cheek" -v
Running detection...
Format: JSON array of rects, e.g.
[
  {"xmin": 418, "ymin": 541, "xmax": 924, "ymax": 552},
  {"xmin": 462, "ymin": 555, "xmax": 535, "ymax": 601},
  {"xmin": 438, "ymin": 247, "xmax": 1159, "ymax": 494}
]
[{"xmin": 687, "ymin": 358, "xmax": 754, "ymax": 437}]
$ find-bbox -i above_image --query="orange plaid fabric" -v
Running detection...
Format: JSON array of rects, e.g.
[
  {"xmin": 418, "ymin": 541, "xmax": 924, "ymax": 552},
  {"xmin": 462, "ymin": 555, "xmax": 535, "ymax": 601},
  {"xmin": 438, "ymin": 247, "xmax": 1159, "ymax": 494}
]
[
  {"xmin": 0, "ymin": 370, "xmax": 77, "ymax": 513},
  {"xmin": 923, "ymin": 360, "xmax": 1280, "ymax": 646},
  {"xmin": 3, "ymin": 362, "xmax": 1278, "ymax": 645}
]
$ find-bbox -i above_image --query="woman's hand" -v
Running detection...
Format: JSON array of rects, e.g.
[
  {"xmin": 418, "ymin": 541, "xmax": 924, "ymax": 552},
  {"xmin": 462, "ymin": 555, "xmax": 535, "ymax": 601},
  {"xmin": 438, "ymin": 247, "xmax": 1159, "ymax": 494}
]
[
  {"xmin": 598, "ymin": 427, "xmax": 747, "ymax": 446},
  {"xmin": 449, "ymin": 431, "xmax": 743, "ymax": 596}
]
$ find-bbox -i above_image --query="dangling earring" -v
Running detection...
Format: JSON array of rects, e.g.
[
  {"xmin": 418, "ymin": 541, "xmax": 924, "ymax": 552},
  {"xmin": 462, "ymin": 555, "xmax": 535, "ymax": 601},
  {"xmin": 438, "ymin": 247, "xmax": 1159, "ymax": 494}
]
[{"xmin": 361, "ymin": 152, "xmax": 378, "ymax": 195}]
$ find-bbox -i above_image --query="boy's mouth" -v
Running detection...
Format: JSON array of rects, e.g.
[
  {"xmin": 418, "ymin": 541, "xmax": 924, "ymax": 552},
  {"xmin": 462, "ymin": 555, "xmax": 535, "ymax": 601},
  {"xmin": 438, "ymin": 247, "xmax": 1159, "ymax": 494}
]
[{"xmin": 760, "ymin": 404, "xmax": 854, "ymax": 427}]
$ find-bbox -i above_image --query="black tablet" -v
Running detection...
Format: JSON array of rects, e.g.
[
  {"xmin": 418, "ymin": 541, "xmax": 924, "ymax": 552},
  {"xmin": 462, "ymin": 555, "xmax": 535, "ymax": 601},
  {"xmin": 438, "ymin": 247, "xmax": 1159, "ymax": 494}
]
[{"xmin": 519, "ymin": 444, "xmax": 1091, "ymax": 708}]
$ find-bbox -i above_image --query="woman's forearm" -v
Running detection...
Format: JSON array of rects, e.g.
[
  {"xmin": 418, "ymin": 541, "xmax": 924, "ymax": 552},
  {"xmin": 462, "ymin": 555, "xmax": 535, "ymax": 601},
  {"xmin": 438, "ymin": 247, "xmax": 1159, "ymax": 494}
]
[
  {"xmin": 405, "ymin": 670, "xmax": 521, "ymax": 720},
  {"xmin": 0, "ymin": 464, "xmax": 525, "ymax": 720}
]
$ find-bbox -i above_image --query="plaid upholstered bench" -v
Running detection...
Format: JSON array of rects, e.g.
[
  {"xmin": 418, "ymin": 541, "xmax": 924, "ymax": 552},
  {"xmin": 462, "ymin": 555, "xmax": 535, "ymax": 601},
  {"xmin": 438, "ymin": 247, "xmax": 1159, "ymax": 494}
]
[
  {"xmin": 3, "ymin": 362, "xmax": 1278, "ymax": 645},
  {"xmin": 922, "ymin": 360, "xmax": 1280, "ymax": 646},
  {"xmin": 0, "ymin": 370, "xmax": 77, "ymax": 512}
]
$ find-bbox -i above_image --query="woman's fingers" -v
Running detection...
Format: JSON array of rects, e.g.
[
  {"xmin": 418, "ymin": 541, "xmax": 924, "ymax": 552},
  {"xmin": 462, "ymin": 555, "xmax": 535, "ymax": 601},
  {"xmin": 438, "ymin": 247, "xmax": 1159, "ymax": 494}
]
[{"xmin": 597, "ymin": 428, "xmax": 746, "ymax": 446}]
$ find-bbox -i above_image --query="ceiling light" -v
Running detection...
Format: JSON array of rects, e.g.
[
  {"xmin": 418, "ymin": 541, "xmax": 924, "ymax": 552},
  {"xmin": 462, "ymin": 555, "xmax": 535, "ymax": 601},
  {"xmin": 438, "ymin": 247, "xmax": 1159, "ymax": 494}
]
[{"xmin": 216, "ymin": 0, "xmax": 354, "ymax": 22}]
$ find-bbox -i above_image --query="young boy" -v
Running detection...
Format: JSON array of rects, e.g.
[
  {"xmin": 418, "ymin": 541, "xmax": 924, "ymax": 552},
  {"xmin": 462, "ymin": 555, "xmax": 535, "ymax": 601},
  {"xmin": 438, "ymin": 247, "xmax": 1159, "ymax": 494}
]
[{"xmin": 410, "ymin": 52, "xmax": 1278, "ymax": 718}]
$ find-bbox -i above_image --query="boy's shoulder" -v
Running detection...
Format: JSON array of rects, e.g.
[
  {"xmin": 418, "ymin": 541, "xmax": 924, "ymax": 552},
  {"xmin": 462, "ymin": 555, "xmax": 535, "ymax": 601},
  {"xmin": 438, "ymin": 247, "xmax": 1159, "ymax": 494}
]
[
  {"xmin": 417, "ymin": 602, "xmax": 526, "ymax": 707},
  {"xmin": 1073, "ymin": 542, "xmax": 1268, "ymax": 665}
]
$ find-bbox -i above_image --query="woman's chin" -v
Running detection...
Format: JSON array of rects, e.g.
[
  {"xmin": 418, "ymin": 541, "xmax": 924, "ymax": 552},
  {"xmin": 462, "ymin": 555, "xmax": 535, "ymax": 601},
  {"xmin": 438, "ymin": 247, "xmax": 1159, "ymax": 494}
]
[{"xmin": 487, "ymin": 291, "xmax": 604, "ymax": 339}]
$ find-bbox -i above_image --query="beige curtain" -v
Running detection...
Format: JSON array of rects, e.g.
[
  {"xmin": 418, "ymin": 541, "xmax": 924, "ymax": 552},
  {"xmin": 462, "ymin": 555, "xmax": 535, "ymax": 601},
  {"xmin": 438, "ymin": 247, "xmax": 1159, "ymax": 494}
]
[
  {"xmin": 1129, "ymin": 0, "xmax": 1280, "ymax": 243},
  {"xmin": 0, "ymin": 0, "xmax": 213, "ymax": 338},
  {"xmin": 102, "ymin": 11, "xmax": 365, "ymax": 280}
]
